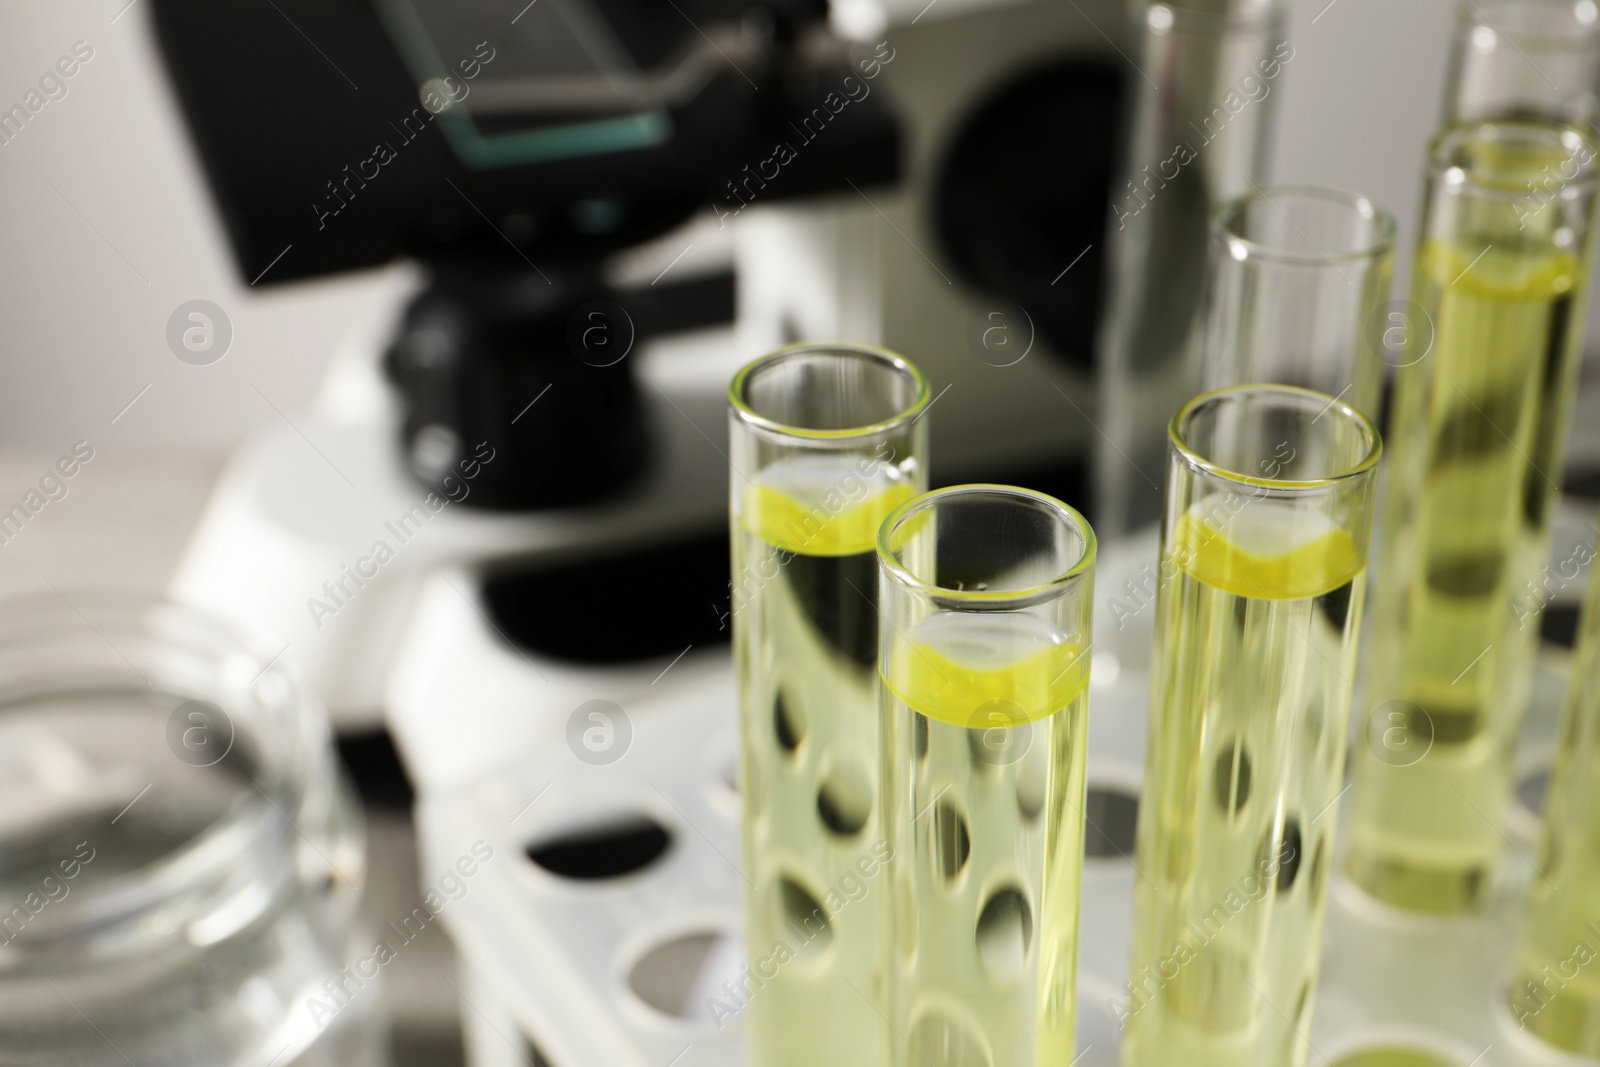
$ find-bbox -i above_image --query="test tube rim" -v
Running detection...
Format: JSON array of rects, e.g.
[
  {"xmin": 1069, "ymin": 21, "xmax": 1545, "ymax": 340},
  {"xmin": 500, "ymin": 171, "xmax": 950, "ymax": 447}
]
[
  {"xmin": 1211, "ymin": 184, "xmax": 1398, "ymax": 268},
  {"xmin": 876, "ymin": 483, "xmax": 1097, "ymax": 609},
  {"xmin": 1133, "ymin": 0, "xmax": 1287, "ymax": 36},
  {"xmin": 1168, "ymin": 383, "xmax": 1382, "ymax": 492},
  {"xmin": 1453, "ymin": 0, "xmax": 1600, "ymax": 50},
  {"xmin": 1427, "ymin": 118, "xmax": 1600, "ymax": 200},
  {"xmin": 728, "ymin": 340, "xmax": 932, "ymax": 444}
]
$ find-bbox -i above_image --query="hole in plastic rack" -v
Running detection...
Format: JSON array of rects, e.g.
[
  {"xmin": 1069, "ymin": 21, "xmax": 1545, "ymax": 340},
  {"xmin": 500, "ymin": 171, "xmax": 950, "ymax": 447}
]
[
  {"xmin": 626, "ymin": 928, "xmax": 743, "ymax": 1021},
  {"xmin": 817, "ymin": 760, "xmax": 872, "ymax": 836},
  {"xmin": 525, "ymin": 817, "xmax": 671, "ymax": 880},
  {"xmin": 975, "ymin": 885, "xmax": 1033, "ymax": 978},
  {"xmin": 1084, "ymin": 784, "xmax": 1139, "ymax": 859},
  {"xmin": 1516, "ymin": 763, "xmax": 1550, "ymax": 819}
]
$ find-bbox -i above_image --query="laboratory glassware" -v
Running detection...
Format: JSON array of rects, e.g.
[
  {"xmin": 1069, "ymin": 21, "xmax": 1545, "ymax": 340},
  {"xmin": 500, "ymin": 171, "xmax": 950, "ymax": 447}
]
[
  {"xmin": 1121, "ymin": 385, "xmax": 1380, "ymax": 1067},
  {"xmin": 1347, "ymin": 119, "xmax": 1599, "ymax": 913},
  {"xmin": 728, "ymin": 342, "xmax": 931, "ymax": 1067},
  {"xmin": 1507, "ymin": 529, "xmax": 1600, "ymax": 1052},
  {"xmin": 1200, "ymin": 185, "xmax": 1397, "ymax": 421},
  {"xmin": 0, "ymin": 593, "xmax": 378, "ymax": 1066},
  {"xmin": 1444, "ymin": 0, "xmax": 1600, "ymax": 127},
  {"xmin": 1095, "ymin": 0, "xmax": 1290, "ymax": 539},
  {"xmin": 877, "ymin": 484, "xmax": 1095, "ymax": 1067}
]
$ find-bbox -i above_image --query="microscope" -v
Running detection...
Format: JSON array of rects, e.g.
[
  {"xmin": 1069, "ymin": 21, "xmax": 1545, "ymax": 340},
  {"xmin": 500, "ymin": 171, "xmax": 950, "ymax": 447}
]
[{"xmin": 151, "ymin": 0, "xmax": 1129, "ymax": 1062}]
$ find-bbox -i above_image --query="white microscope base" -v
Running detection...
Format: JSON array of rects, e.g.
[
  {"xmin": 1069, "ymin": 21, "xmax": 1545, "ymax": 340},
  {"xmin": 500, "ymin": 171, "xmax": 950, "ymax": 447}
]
[{"xmin": 167, "ymin": 326, "xmax": 737, "ymax": 728}]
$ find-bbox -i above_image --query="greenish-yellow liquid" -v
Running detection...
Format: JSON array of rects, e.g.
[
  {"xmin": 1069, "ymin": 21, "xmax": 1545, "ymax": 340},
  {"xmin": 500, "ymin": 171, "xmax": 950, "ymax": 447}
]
[
  {"xmin": 1122, "ymin": 498, "xmax": 1364, "ymax": 1067},
  {"xmin": 1327, "ymin": 1047, "xmax": 1459, "ymax": 1067},
  {"xmin": 881, "ymin": 609, "xmax": 1089, "ymax": 1067},
  {"xmin": 732, "ymin": 455, "xmax": 915, "ymax": 1067},
  {"xmin": 1508, "ymin": 545, "xmax": 1600, "ymax": 1053},
  {"xmin": 1349, "ymin": 234, "xmax": 1586, "ymax": 913}
]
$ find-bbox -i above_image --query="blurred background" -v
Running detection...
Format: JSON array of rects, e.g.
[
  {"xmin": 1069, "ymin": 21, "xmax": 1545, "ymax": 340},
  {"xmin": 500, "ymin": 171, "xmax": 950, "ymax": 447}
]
[
  {"xmin": 0, "ymin": 1, "xmax": 1581, "ymax": 1065},
  {"xmin": 0, "ymin": 0, "xmax": 1451, "ymax": 459}
]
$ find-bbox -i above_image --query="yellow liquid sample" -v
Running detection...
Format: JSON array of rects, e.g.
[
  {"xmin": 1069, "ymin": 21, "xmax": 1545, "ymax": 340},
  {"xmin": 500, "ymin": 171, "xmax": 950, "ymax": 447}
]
[
  {"xmin": 1328, "ymin": 1049, "xmax": 1459, "ymax": 1067},
  {"xmin": 886, "ymin": 615, "xmax": 1087, "ymax": 727},
  {"xmin": 1508, "ymin": 550, "xmax": 1600, "ymax": 1053},
  {"xmin": 744, "ymin": 459, "xmax": 916, "ymax": 557},
  {"xmin": 733, "ymin": 455, "xmax": 917, "ymax": 1067},
  {"xmin": 1122, "ymin": 498, "xmax": 1363, "ymax": 1067},
  {"xmin": 881, "ymin": 610, "xmax": 1089, "ymax": 1067},
  {"xmin": 1173, "ymin": 501, "xmax": 1363, "ymax": 600},
  {"xmin": 1350, "ymin": 236, "xmax": 1587, "ymax": 912}
]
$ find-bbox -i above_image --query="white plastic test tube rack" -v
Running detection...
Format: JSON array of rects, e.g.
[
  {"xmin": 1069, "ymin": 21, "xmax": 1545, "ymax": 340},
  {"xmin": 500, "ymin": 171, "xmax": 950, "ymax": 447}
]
[{"xmin": 388, "ymin": 524, "xmax": 1596, "ymax": 1067}]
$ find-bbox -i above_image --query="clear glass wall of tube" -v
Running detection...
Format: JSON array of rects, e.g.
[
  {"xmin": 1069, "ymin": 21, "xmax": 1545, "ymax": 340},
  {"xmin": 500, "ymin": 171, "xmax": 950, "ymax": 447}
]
[
  {"xmin": 1507, "ymin": 531, "xmax": 1600, "ymax": 1052},
  {"xmin": 1200, "ymin": 185, "xmax": 1396, "ymax": 421},
  {"xmin": 1347, "ymin": 120, "xmax": 1600, "ymax": 913},
  {"xmin": 1443, "ymin": 0, "xmax": 1600, "ymax": 127},
  {"xmin": 1120, "ymin": 386, "xmax": 1380, "ymax": 1067},
  {"xmin": 876, "ymin": 485, "xmax": 1095, "ymax": 1067},
  {"xmin": 728, "ymin": 343, "xmax": 930, "ymax": 1067},
  {"xmin": 1094, "ymin": 0, "xmax": 1289, "ymax": 540}
]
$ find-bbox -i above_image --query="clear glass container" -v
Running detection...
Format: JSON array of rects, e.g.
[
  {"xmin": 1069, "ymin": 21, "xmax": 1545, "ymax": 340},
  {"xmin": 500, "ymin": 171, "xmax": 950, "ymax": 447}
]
[
  {"xmin": 1200, "ymin": 186, "xmax": 1397, "ymax": 421},
  {"xmin": 727, "ymin": 342, "xmax": 931, "ymax": 1067},
  {"xmin": 1507, "ymin": 531, "xmax": 1600, "ymax": 1052},
  {"xmin": 1120, "ymin": 385, "xmax": 1380, "ymax": 1067},
  {"xmin": 1094, "ymin": 0, "xmax": 1290, "ymax": 539},
  {"xmin": 876, "ymin": 485, "xmax": 1095, "ymax": 1067},
  {"xmin": 0, "ymin": 592, "xmax": 378, "ymax": 1067},
  {"xmin": 1347, "ymin": 120, "xmax": 1600, "ymax": 913},
  {"xmin": 1439, "ymin": 0, "xmax": 1600, "ymax": 449},
  {"xmin": 1443, "ymin": 0, "xmax": 1600, "ymax": 126}
]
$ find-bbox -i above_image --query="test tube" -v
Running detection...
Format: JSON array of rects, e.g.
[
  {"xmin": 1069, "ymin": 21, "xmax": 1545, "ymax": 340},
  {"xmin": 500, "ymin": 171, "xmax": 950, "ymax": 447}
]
[
  {"xmin": 876, "ymin": 485, "xmax": 1095, "ymax": 1067},
  {"xmin": 1120, "ymin": 385, "xmax": 1380, "ymax": 1067},
  {"xmin": 728, "ymin": 342, "xmax": 930, "ymax": 1067},
  {"xmin": 1095, "ymin": 0, "xmax": 1289, "ymax": 539},
  {"xmin": 1507, "ymin": 533, "xmax": 1600, "ymax": 1052},
  {"xmin": 1442, "ymin": 0, "xmax": 1600, "ymax": 428},
  {"xmin": 1200, "ymin": 186, "xmax": 1397, "ymax": 422},
  {"xmin": 1346, "ymin": 120, "xmax": 1600, "ymax": 913},
  {"xmin": 1443, "ymin": 0, "xmax": 1600, "ymax": 127}
]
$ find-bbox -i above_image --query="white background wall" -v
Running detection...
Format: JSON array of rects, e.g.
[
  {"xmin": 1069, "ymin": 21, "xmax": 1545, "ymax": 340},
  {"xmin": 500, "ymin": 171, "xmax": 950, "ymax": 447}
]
[
  {"xmin": 0, "ymin": 0, "xmax": 410, "ymax": 452},
  {"xmin": 1267, "ymin": 0, "xmax": 1459, "ymax": 290},
  {"xmin": 0, "ymin": 0, "xmax": 1456, "ymax": 449}
]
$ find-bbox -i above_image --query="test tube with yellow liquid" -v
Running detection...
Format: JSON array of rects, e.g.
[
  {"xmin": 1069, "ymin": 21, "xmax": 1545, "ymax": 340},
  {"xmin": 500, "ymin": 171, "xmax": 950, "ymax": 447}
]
[
  {"xmin": 1347, "ymin": 120, "xmax": 1600, "ymax": 913},
  {"xmin": 1507, "ymin": 529, "xmax": 1600, "ymax": 1052},
  {"xmin": 728, "ymin": 342, "xmax": 930, "ymax": 1067},
  {"xmin": 877, "ymin": 485, "xmax": 1095, "ymax": 1067},
  {"xmin": 1120, "ymin": 385, "xmax": 1380, "ymax": 1067}
]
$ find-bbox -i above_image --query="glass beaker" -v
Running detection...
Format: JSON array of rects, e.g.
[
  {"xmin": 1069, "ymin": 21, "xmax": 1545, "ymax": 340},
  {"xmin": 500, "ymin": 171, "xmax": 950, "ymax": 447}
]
[
  {"xmin": 1200, "ymin": 185, "xmax": 1397, "ymax": 422},
  {"xmin": 1347, "ymin": 120, "xmax": 1600, "ymax": 913},
  {"xmin": 877, "ymin": 485, "xmax": 1095, "ymax": 1067},
  {"xmin": 728, "ymin": 342, "xmax": 931, "ymax": 1067},
  {"xmin": 1120, "ymin": 385, "xmax": 1380, "ymax": 1067},
  {"xmin": 0, "ymin": 592, "xmax": 378, "ymax": 1066}
]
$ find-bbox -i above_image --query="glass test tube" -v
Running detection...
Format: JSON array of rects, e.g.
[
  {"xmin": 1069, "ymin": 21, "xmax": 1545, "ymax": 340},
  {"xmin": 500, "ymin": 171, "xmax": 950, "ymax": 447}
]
[
  {"xmin": 1200, "ymin": 186, "xmax": 1397, "ymax": 422},
  {"xmin": 1346, "ymin": 120, "xmax": 1600, "ymax": 913},
  {"xmin": 1443, "ymin": 0, "xmax": 1600, "ymax": 435},
  {"xmin": 876, "ymin": 485, "xmax": 1095, "ymax": 1067},
  {"xmin": 1095, "ymin": 0, "xmax": 1289, "ymax": 540},
  {"xmin": 1444, "ymin": 0, "xmax": 1600, "ymax": 127},
  {"xmin": 728, "ymin": 342, "xmax": 930, "ymax": 1067},
  {"xmin": 1507, "ymin": 531, "xmax": 1600, "ymax": 1052},
  {"xmin": 1120, "ymin": 386, "xmax": 1380, "ymax": 1067}
]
